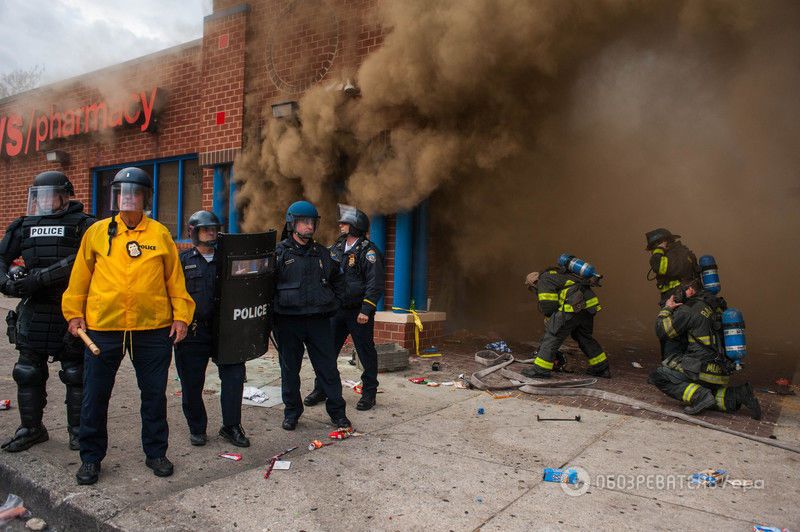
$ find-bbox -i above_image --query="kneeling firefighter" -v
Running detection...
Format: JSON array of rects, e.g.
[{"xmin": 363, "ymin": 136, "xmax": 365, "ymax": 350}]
[
  {"xmin": 522, "ymin": 255, "xmax": 610, "ymax": 379},
  {"xmin": 648, "ymin": 280, "xmax": 760, "ymax": 418}
]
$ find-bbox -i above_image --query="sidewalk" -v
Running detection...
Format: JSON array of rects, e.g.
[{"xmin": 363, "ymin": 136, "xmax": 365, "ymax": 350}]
[{"xmin": 0, "ymin": 301, "xmax": 798, "ymax": 530}]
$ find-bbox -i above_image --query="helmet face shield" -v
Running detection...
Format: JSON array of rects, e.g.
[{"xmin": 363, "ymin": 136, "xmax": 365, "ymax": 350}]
[
  {"xmin": 290, "ymin": 215, "xmax": 318, "ymax": 239},
  {"xmin": 190, "ymin": 225, "xmax": 221, "ymax": 247},
  {"xmin": 26, "ymin": 185, "xmax": 70, "ymax": 215},
  {"xmin": 337, "ymin": 203, "xmax": 358, "ymax": 225},
  {"xmin": 111, "ymin": 182, "xmax": 151, "ymax": 213}
]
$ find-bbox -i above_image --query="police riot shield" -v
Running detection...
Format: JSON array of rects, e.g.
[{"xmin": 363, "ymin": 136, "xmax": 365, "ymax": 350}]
[{"xmin": 213, "ymin": 231, "xmax": 276, "ymax": 364}]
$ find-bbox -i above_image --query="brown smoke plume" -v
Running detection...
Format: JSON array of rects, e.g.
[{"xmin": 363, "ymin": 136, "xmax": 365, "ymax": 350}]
[{"xmin": 235, "ymin": 0, "xmax": 800, "ymax": 379}]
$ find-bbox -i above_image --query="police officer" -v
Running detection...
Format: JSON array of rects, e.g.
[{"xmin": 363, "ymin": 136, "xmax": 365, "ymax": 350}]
[
  {"xmin": 273, "ymin": 200, "xmax": 350, "ymax": 431},
  {"xmin": 175, "ymin": 211, "xmax": 249, "ymax": 447},
  {"xmin": 0, "ymin": 171, "xmax": 95, "ymax": 452},
  {"xmin": 304, "ymin": 204, "xmax": 384, "ymax": 411},
  {"xmin": 648, "ymin": 280, "xmax": 760, "ymax": 418},
  {"xmin": 522, "ymin": 264, "xmax": 610, "ymax": 379},
  {"xmin": 62, "ymin": 168, "xmax": 195, "ymax": 485},
  {"xmin": 645, "ymin": 228, "xmax": 700, "ymax": 306}
]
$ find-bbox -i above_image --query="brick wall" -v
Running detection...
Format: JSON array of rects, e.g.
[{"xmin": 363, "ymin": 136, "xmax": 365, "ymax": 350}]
[{"xmin": 0, "ymin": 41, "xmax": 204, "ymax": 226}]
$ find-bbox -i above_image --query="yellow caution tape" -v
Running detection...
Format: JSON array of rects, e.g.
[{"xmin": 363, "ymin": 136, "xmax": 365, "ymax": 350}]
[{"xmin": 391, "ymin": 306, "xmax": 423, "ymax": 356}]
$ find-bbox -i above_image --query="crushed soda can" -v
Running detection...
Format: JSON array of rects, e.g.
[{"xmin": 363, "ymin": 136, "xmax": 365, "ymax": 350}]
[
  {"xmin": 543, "ymin": 467, "xmax": 579, "ymax": 485},
  {"xmin": 218, "ymin": 452, "xmax": 243, "ymax": 461},
  {"xmin": 308, "ymin": 439, "xmax": 326, "ymax": 450},
  {"xmin": 753, "ymin": 526, "xmax": 788, "ymax": 532},
  {"xmin": 329, "ymin": 427, "xmax": 354, "ymax": 440},
  {"xmin": 409, "ymin": 378, "xmax": 427, "ymax": 384},
  {"xmin": 0, "ymin": 399, "xmax": 11, "ymax": 410}
]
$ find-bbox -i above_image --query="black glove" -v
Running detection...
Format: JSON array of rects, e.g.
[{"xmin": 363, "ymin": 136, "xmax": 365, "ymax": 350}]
[
  {"xmin": 0, "ymin": 277, "xmax": 15, "ymax": 297},
  {"xmin": 9, "ymin": 270, "xmax": 41, "ymax": 297}
]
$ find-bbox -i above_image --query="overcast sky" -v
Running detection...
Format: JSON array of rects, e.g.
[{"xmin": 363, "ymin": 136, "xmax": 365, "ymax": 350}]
[{"xmin": 0, "ymin": 0, "xmax": 211, "ymax": 85}]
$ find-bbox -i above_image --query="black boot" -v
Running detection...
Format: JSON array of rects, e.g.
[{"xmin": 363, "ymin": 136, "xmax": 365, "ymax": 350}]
[
  {"xmin": 521, "ymin": 365, "xmax": 551, "ymax": 379},
  {"xmin": 587, "ymin": 364, "xmax": 611, "ymax": 379},
  {"xmin": 356, "ymin": 394, "xmax": 376, "ymax": 411},
  {"xmin": 68, "ymin": 426, "xmax": 80, "ymax": 451},
  {"xmin": 1, "ymin": 426, "xmax": 49, "ymax": 452},
  {"xmin": 219, "ymin": 425, "xmax": 250, "ymax": 447},
  {"xmin": 303, "ymin": 389, "xmax": 327, "ymax": 407},
  {"xmin": 145, "ymin": 456, "xmax": 174, "ymax": 477},
  {"xmin": 76, "ymin": 461, "xmax": 101, "ymax": 485},
  {"xmin": 733, "ymin": 384, "xmax": 762, "ymax": 420}
]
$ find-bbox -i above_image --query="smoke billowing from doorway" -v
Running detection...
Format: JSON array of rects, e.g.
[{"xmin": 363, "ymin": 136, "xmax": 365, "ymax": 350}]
[{"xmin": 235, "ymin": 0, "xmax": 800, "ymax": 375}]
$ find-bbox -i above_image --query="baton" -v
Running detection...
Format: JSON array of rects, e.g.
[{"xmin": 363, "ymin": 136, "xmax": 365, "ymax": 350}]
[{"xmin": 76, "ymin": 328, "xmax": 101, "ymax": 356}]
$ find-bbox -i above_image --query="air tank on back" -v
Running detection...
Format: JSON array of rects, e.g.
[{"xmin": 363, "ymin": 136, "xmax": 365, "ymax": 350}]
[
  {"xmin": 558, "ymin": 254, "xmax": 602, "ymax": 282},
  {"xmin": 699, "ymin": 255, "xmax": 721, "ymax": 295},
  {"xmin": 722, "ymin": 308, "xmax": 746, "ymax": 369}
]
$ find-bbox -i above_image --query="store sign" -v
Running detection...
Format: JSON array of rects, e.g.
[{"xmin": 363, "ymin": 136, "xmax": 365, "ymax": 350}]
[{"xmin": 0, "ymin": 87, "xmax": 164, "ymax": 158}]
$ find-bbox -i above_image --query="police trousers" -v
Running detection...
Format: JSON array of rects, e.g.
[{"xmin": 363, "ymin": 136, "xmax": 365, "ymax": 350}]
[
  {"xmin": 274, "ymin": 314, "xmax": 346, "ymax": 422},
  {"xmin": 80, "ymin": 328, "xmax": 172, "ymax": 463},
  {"xmin": 313, "ymin": 308, "xmax": 379, "ymax": 397}
]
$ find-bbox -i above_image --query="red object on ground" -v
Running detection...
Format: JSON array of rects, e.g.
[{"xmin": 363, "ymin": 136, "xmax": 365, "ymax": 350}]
[
  {"xmin": 0, "ymin": 399, "xmax": 10, "ymax": 410},
  {"xmin": 776, "ymin": 378, "xmax": 791, "ymax": 386},
  {"xmin": 329, "ymin": 427, "xmax": 353, "ymax": 440},
  {"xmin": 409, "ymin": 378, "xmax": 426, "ymax": 384},
  {"xmin": 219, "ymin": 452, "xmax": 242, "ymax": 461}
]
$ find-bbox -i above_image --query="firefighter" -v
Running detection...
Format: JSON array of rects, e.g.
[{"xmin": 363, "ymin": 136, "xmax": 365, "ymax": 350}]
[
  {"xmin": 304, "ymin": 204, "xmax": 384, "ymax": 411},
  {"xmin": 645, "ymin": 228, "xmax": 700, "ymax": 306},
  {"xmin": 522, "ymin": 264, "xmax": 610, "ymax": 379},
  {"xmin": 62, "ymin": 167, "xmax": 195, "ymax": 485},
  {"xmin": 175, "ymin": 211, "xmax": 249, "ymax": 448},
  {"xmin": 648, "ymin": 280, "xmax": 761, "ymax": 418},
  {"xmin": 0, "ymin": 171, "xmax": 95, "ymax": 453},
  {"xmin": 273, "ymin": 201, "xmax": 350, "ymax": 431}
]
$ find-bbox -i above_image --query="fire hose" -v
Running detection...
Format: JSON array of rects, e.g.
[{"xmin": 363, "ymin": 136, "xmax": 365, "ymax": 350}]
[{"xmin": 469, "ymin": 350, "xmax": 800, "ymax": 454}]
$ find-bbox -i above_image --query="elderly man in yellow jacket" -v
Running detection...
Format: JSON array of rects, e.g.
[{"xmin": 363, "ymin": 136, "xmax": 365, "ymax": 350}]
[{"xmin": 62, "ymin": 168, "xmax": 195, "ymax": 485}]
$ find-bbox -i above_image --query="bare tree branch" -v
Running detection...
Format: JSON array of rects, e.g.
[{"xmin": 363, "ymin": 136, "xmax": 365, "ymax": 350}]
[{"xmin": 0, "ymin": 65, "xmax": 45, "ymax": 98}]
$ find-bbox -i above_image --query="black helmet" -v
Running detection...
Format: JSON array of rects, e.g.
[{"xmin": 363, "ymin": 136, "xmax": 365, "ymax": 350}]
[
  {"xmin": 645, "ymin": 228, "xmax": 680, "ymax": 250},
  {"xmin": 110, "ymin": 167, "xmax": 152, "ymax": 212},
  {"xmin": 337, "ymin": 203, "xmax": 370, "ymax": 236},
  {"xmin": 187, "ymin": 210, "xmax": 222, "ymax": 247},
  {"xmin": 27, "ymin": 171, "xmax": 74, "ymax": 215},
  {"xmin": 33, "ymin": 171, "xmax": 74, "ymax": 196}
]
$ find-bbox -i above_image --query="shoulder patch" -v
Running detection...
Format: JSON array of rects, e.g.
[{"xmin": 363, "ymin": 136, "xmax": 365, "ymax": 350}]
[{"xmin": 366, "ymin": 250, "xmax": 377, "ymax": 263}]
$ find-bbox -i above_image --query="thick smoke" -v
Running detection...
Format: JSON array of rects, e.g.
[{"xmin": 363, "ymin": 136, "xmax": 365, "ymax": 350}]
[{"xmin": 235, "ymin": 0, "xmax": 800, "ymax": 377}]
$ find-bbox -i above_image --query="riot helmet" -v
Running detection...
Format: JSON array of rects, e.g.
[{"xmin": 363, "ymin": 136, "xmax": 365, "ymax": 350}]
[
  {"xmin": 26, "ymin": 171, "xmax": 74, "ymax": 216},
  {"xmin": 110, "ymin": 167, "xmax": 152, "ymax": 213},
  {"xmin": 285, "ymin": 200, "xmax": 319, "ymax": 241},
  {"xmin": 337, "ymin": 203, "xmax": 370, "ymax": 237},
  {"xmin": 645, "ymin": 228, "xmax": 680, "ymax": 250},
  {"xmin": 187, "ymin": 210, "xmax": 222, "ymax": 247}
]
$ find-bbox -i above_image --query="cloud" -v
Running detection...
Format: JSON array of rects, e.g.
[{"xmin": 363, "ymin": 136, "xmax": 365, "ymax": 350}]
[{"xmin": 0, "ymin": 0, "xmax": 210, "ymax": 85}]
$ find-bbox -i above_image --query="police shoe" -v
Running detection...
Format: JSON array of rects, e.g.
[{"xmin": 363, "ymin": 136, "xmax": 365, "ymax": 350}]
[
  {"xmin": 219, "ymin": 425, "xmax": 250, "ymax": 447},
  {"xmin": 521, "ymin": 366, "xmax": 551, "ymax": 379},
  {"xmin": 76, "ymin": 461, "xmax": 101, "ymax": 485},
  {"xmin": 68, "ymin": 427, "xmax": 80, "ymax": 451},
  {"xmin": 282, "ymin": 418, "xmax": 298, "ymax": 431},
  {"xmin": 586, "ymin": 365, "xmax": 612, "ymax": 379},
  {"xmin": 333, "ymin": 417, "xmax": 352, "ymax": 430},
  {"xmin": 303, "ymin": 389, "xmax": 327, "ymax": 407},
  {"xmin": 683, "ymin": 393, "xmax": 716, "ymax": 416},
  {"xmin": 145, "ymin": 456, "xmax": 174, "ymax": 477},
  {"xmin": 190, "ymin": 433, "xmax": 207, "ymax": 446},
  {"xmin": 356, "ymin": 395, "xmax": 376, "ymax": 411},
  {"xmin": 1, "ymin": 426, "xmax": 49, "ymax": 453}
]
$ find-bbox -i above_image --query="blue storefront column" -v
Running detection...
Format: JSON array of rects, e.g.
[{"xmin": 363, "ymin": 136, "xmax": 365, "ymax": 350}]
[
  {"xmin": 392, "ymin": 211, "xmax": 413, "ymax": 313},
  {"xmin": 370, "ymin": 215, "xmax": 386, "ymax": 311}
]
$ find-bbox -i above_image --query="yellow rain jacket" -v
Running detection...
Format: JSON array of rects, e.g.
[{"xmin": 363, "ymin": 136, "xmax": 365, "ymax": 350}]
[{"xmin": 62, "ymin": 215, "xmax": 195, "ymax": 331}]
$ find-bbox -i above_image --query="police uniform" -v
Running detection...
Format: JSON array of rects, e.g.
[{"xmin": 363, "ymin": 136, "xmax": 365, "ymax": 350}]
[
  {"xmin": 273, "ymin": 237, "xmax": 348, "ymax": 426},
  {"xmin": 0, "ymin": 201, "xmax": 95, "ymax": 451},
  {"xmin": 649, "ymin": 241, "xmax": 699, "ymax": 306},
  {"xmin": 526, "ymin": 268, "xmax": 609, "ymax": 377},
  {"xmin": 648, "ymin": 293, "xmax": 760, "ymax": 418},
  {"xmin": 62, "ymin": 215, "xmax": 195, "ymax": 467},
  {"xmin": 309, "ymin": 235, "xmax": 384, "ymax": 405},
  {"xmin": 174, "ymin": 247, "xmax": 246, "ymax": 441}
]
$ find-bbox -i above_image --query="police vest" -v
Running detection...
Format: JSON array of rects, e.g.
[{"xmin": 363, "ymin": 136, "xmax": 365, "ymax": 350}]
[
  {"xmin": 20, "ymin": 207, "xmax": 88, "ymax": 271},
  {"xmin": 274, "ymin": 239, "xmax": 338, "ymax": 316}
]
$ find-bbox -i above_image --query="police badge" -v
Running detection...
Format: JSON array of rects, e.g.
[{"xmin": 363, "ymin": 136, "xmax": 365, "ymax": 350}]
[{"xmin": 126, "ymin": 241, "xmax": 142, "ymax": 258}]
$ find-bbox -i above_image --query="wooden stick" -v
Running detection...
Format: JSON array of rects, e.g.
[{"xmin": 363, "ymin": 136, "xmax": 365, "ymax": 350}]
[{"xmin": 76, "ymin": 328, "xmax": 100, "ymax": 356}]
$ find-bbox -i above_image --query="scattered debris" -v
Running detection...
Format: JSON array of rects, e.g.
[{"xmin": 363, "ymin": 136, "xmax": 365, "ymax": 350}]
[
  {"xmin": 353, "ymin": 385, "xmax": 363, "ymax": 395},
  {"xmin": 308, "ymin": 440, "xmax": 331, "ymax": 451},
  {"xmin": 264, "ymin": 447, "xmax": 298, "ymax": 479},
  {"xmin": 690, "ymin": 468, "xmax": 726, "ymax": 487},
  {"xmin": 342, "ymin": 379, "xmax": 360, "ymax": 389},
  {"xmin": 775, "ymin": 378, "xmax": 791, "ymax": 387},
  {"xmin": 0, "ymin": 399, "xmax": 10, "ymax": 410},
  {"xmin": 242, "ymin": 386, "xmax": 268, "ymax": 403},
  {"xmin": 757, "ymin": 388, "xmax": 778, "ymax": 395},
  {"xmin": 543, "ymin": 468, "xmax": 579, "ymax": 485},
  {"xmin": 476, "ymin": 406, "xmax": 485, "ymax": 415},
  {"xmin": 631, "ymin": 362, "xmax": 643, "ymax": 369},
  {"xmin": 426, "ymin": 381, "xmax": 440, "ymax": 387},
  {"xmin": 485, "ymin": 341, "xmax": 512, "ymax": 353},
  {"xmin": 329, "ymin": 427, "xmax": 354, "ymax": 440},
  {"xmin": 0, "ymin": 494, "xmax": 27, "ymax": 526},
  {"xmin": 753, "ymin": 525, "xmax": 788, "ymax": 532},
  {"xmin": 219, "ymin": 452, "xmax": 243, "ymax": 461},
  {"xmin": 408, "ymin": 377, "xmax": 427, "ymax": 384},
  {"xmin": 431, "ymin": 361, "xmax": 441, "ymax": 371},
  {"xmin": 174, "ymin": 391, "xmax": 182, "ymax": 397},
  {"xmin": 25, "ymin": 517, "xmax": 47, "ymax": 531},
  {"xmin": 272, "ymin": 461, "xmax": 291, "ymax": 470},
  {"xmin": 422, "ymin": 346, "xmax": 439, "ymax": 353},
  {"xmin": 441, "ymin": 381, "xmax": 455, "ymax": 386},
  {"xmin": 537, "ymin": 415, "xmax": 581, "ymax": 422}
]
